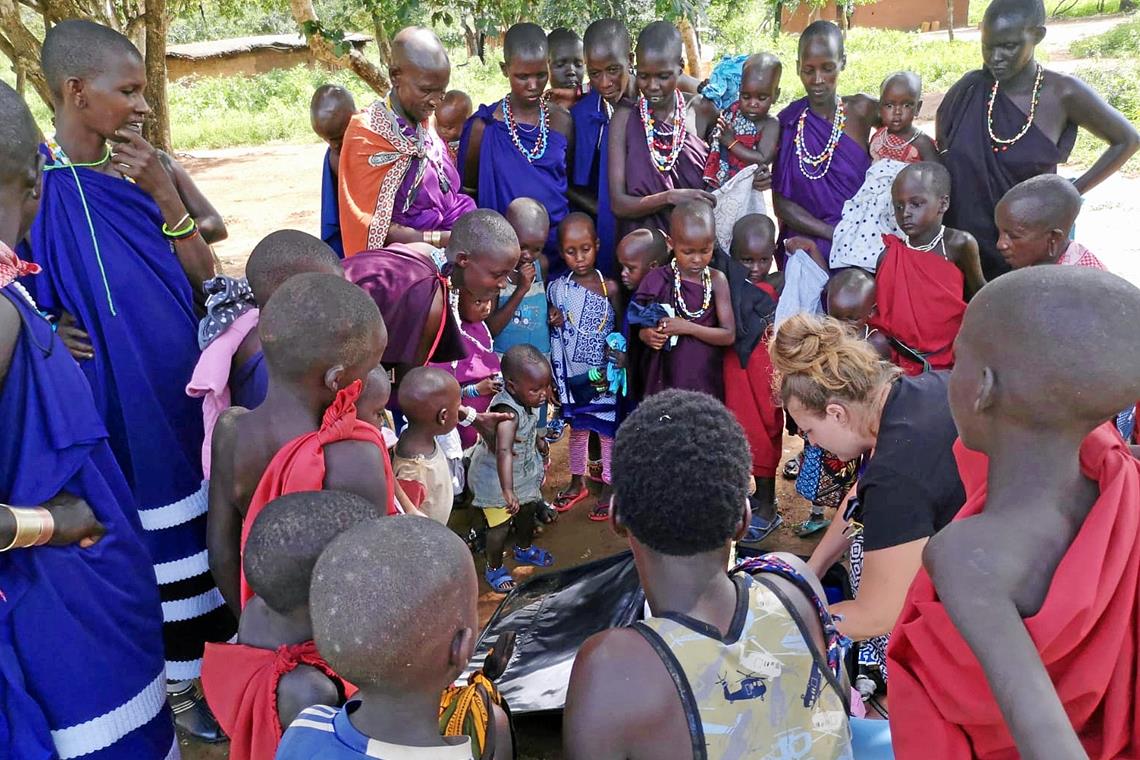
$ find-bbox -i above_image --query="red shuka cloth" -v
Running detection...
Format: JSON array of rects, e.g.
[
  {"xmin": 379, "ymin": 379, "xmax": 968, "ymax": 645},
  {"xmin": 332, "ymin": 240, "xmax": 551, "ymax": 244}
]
[
  {"xmin": 239, "ymin": 380, "xmax": 397, "ymax": 606},
  {"xmin": 888, "ymin": 423, "xmax": 1140, "ymax": 759},
  {"xmin": 723, "ymin": 281, "xmax": 783, "ymax": 478},
  {"xmin": 201, "ymin": 640, "xmax": 347, "ymax": 760},
  {"xmin": 868, "ymin": 234, "xmax": 965, "ymax": 376}
]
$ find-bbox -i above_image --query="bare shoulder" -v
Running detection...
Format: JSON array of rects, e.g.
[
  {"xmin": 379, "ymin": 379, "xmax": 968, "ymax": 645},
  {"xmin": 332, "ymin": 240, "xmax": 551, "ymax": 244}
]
[
  {"xmin": 212, "ymin": 406, "xmax": 249, "ymax": 453},
  {"xmin": 710, "ymin": 267, "xmax": 729, "ymax": 286},
  {"xmin": 924, "ymin": 516, "xmax": 1016, "ymax": 592},
  {"xmin": 277, "ymin": 665, "xmax": 340, "ymax": 728},
  {"xmin": 0, "ymin": 293, "xmax": 20, "ymax": 380},
  {"xmin": 944, "ymin": 227, "xmax": 979, "ymax": 258},
  {"xmin": 844, "ymin": 93, "xmax": 879, "ymax": 118},
  {"xmin": 569, "ymin": 626, "xmax": 665, "ymax": 712}
]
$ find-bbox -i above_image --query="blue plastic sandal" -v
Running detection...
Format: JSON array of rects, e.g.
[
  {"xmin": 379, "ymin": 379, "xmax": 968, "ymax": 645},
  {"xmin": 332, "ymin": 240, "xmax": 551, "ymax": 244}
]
[
  {"xmin": 513, "ymin": 545, "xmax": 554, "ymax": 568},
  {"xmin": 484, "ymin": 565, "xmax": 516, "ymax": 593}
]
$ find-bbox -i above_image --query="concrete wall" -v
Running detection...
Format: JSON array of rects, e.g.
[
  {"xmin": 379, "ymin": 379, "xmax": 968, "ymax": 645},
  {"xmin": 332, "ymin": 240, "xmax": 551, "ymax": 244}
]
[{"xmin": 782, "ymin": 0, "xmax": 971, "ymax": 33}]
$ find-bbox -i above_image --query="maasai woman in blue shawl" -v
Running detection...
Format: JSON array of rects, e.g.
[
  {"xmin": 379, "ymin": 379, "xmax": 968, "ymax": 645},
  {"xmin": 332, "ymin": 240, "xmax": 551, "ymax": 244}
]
[
  {"xmin": 0, "ymin": 266, "xmax": 174, "ymax": 758},
  {"xmin": 22, "ymin": 21, "xmax": 235, "ymax": 702},
  {"xmin": 459, "ymin": 23, "xmax": 572, "ymax": 271}
]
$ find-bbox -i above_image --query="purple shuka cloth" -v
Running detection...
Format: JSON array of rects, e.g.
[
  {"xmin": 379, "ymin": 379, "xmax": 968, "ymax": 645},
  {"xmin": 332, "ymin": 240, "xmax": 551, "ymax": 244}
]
[
  {"xmin": 458, "ymin": 103, "xmax": 570, "ymax": 262},
  {"xmin": 772, "ymin": 97, "xmax": 871, "ymax": 266},
  {"xmin": 391, "ymin": 112, "xmax": 475, "ymax": 232},
  {"xmin": 633, "ymin": 267, "xmax": 724, "ymax": 400},
  {"xmin": 938, "ymin": 70, "xmax": 1077, "ymax": 280},
  {"xmin": 617, "ymin": 101, "xmax": 708, "ymax": 240},
  {"xmin": 570, "ymin": 91, "xmax": 620, "ymax": 277},
  {"xmin": 344, "ymin": 244, "xmax": 466, "ymax": 367}
]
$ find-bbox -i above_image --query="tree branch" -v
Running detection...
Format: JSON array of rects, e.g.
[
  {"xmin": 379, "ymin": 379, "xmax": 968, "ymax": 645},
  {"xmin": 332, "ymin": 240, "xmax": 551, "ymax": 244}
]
[
  {"xmin": 0, "ymin": 0, "xmax": 52, "ymax": 108},
  {"xmin": 290, "ymin": 0, "xmax": 390, "ymax": 95}
]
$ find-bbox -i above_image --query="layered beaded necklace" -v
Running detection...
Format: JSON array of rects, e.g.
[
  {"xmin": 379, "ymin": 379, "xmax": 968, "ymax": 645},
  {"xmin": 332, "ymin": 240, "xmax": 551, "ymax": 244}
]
[
  {"xmin": 448, "ymin": 284, "xmax": 494, "ymax": 353},
  {"xmin": 880, "ymin": 129, "xmax": 920, "ymax": 151},
  {"xmin": 638, "ymin": 90, "xmax": 687, "ymax": 173},
  {"xmin": 670, "ymin": 259, "xmax": 712, "ymax": 319},
  {"xmin": 501, "ymin": 94, "xmax": 549, "ymax": 163},
  {"xmin": 906, "ymin": 225, "xmax": 946, "ymax": 255},
  {"xmin": 987, "ymin": 64, "xmax": 1044, "ymax": 152},
  {"xmin": 795, "ymin": 97, "xmax": 846, "ymax": 181}
]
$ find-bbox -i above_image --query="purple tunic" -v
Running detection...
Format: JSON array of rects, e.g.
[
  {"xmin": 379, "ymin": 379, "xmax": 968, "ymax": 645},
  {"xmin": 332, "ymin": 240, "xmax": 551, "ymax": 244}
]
[
  {"xmin": 634, "ymin": 267, "xmax": 724, "ymax": 400},
  {"xmin": 459, "ymin": 102, "xmax": 570, "ymax": 260},
  {"xmin": 344, "ymin": 244, "xmax": 466, "ymax": 367},
  {"xmin": 617, "ymin": 101, "xmax": 709, "ymax": 240},
  {"xmin": 772, "ymin": 97, "xmax": 871, "ymax": 266},
  {"xmin": 939, "ymin": 70, "xmax": 1077, "ymax": 280},
  {"xmin": 390, "ymin": 112, "xmax": 475, "ymax": 232},
  {"xmin": 571, "ymin": 91, "xmax": 620, "ymax": 277},
  {"xmin": 430, "ymin": 320, "xmax": 500, "ymax": 448}
]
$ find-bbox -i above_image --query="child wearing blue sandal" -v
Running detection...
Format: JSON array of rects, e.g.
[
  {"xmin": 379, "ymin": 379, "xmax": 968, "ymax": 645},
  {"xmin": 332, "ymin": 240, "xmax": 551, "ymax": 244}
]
[{"xmin": 468, "ymin": 344, "xmax": 556, "ymax": 593}]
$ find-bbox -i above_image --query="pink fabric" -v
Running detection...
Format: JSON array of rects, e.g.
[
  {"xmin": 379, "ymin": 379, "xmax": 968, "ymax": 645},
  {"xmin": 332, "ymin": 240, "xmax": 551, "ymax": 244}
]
[
  {"xmin": 569, "ymin": 427, "xmax": 613, "ymax": 483},
  {"xmin": 1059, "ymin": 241, "xmax": 1105, "ymax": 270},
  {"xmin": 430, "ymin": 319, "xmax": 500, "ymax": 448},
  {"xmin": 186, "ymin": 308, "xmax": 260, "ymax": 478}
]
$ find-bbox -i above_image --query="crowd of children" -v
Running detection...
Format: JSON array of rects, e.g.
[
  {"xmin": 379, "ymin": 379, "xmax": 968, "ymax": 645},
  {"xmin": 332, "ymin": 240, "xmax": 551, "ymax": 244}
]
[{"xmin": 4, "ymin": 3, "xmax": 1140, "ymax": 759}]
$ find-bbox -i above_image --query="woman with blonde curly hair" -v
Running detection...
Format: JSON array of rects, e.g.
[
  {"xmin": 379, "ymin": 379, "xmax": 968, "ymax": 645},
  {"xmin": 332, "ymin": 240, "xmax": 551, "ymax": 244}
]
[{"xmin": 770, "ymin": 313, "xmax": 967, "ymax": 686}]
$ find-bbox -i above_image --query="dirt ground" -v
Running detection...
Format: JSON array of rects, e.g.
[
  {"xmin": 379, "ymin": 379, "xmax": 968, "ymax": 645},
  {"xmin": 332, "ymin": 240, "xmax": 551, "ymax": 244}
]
[{"xmin": 177, "ymin": 15, "xmax": 1138, "ymax": 758}]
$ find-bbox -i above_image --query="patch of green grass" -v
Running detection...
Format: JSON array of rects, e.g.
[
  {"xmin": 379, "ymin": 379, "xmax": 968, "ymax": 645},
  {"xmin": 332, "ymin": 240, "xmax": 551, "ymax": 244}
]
[
  {"xmin": 1070, "ymin": 13, "xmax": 1140, "ymax": 56},
  {"xmin": 1067, "ymin": 61, "xmax": 1140, "ymax": 173}
]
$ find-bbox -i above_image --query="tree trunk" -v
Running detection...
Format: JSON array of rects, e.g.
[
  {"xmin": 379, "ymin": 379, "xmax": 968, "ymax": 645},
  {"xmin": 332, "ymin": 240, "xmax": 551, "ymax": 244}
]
[
  {"xmin": 0, "ymin": 0, "xmax": 52, "ymax": 109},
  {"xmin": 462, "ymin": 19, "xmax": 478, "ymax": 57},
  {"xmin": 369, "ymin": 7, "xmax": 392, "ymax": 67},
  {"xmin": 676, "ymin": 17, "xmax": 702, "ymax": 79},
  {"xmin": 143, "ymin": 0, "xmax": 171, "ymax": 153},
  {"xmin": 772, "ymin": 1, "xmax": 783, "ymax": 40},
  {"xmin": 1122, "ymin": 0, "xmax": 1136, "ymax": 10},
  {"xmin": 290, "ymin": 0, "xmax": 390, "ymax": 95},
  {"xmin": 947, "ymin": 0, "xmax": 955, "ymax": 40}
]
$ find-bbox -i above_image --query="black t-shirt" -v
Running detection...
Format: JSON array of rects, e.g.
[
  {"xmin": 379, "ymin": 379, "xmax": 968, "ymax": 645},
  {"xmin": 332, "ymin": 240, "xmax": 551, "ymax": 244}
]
[{"xmin": 854, "ymin": 371, "xmax": 966, "ymax": 552}]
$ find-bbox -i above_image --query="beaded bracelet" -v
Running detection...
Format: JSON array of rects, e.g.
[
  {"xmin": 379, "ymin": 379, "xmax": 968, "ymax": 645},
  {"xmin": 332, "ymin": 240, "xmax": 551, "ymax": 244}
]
[
  {"xmin": 728, "ymin": 139, "xmax": 741, "ymax": 151},
  {"xmin": 462, "ymin": 384, "xmax": 480, "ymax": 398},
  {"xmin": 162, "ymin": 217, "xmax": 197, "ymax": 239}
]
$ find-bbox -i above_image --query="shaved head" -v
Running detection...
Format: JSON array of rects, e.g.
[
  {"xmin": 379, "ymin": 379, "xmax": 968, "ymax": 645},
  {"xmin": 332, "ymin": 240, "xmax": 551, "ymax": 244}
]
[
  {"xmin": 827, "ymin": 268, "xmax": 877, "ymax": 323},
  {"xmin": 441, "ymin": 89, "xmax": 472, "ymax": 112},
  {"xmin": 636, "ymin": 21, "xmax": 683, "ymax": 63},
  {"xmin": 895, "ymin": 161, "xmax": 951, "ymax": 199},
  {"xmin": 881, "ymin": 70, "xmax": 922, "ymax": 99},
  {"xmin": 799, "ymin": 20, "xmax": 845, "ymax": 60},
  {"xmin": 245, "ymin": 229, "xmax": 343, "ymax": 307},
  {"xmin": 548, "ymin": 27, "xmax": 582, "ymax": 55},
  {"xmin": 446, "ymin": 209, "xmax": 520, "ymax": 263},
  {"xmin": 984, "ymin": 0, "xmax": 1047, "ymax": 28},
  {"xmin": 997, "ymin": 174, "xmax": 1083, "ymax": 233},
  {"xmin": 618, "ymin": 228, "xmax": 668, "ymax": 264},
  {"xmin": 312, "ymin": 517, "xmax": 478, "ymax": 690},
  {"xmin": 504, "ymin": 23, "xmax": 548, "ymax": 63},
  {"xmin": 742, "ymin": 52, "xmax": 782, "ymax": 81},
  {"xmin": 584, "ymin": 18, "xmax": 631, "ymax": 59},
  {"xmin": 261, "ymin": 272, "xmax": 385, "ymax": 382},
  {"xmin": 41, "ymin": 19, "xmax": 141, "ymax": 101},
  {"xmin": 731, "ymin": 214, "xmax": 776, "ymax": 253},
  {"xmin": 670, "ymin": 200, "xmax": 716, "ymax": 239},
  {"xmin": 391, "ymin": 27, "xmax": 449, "ymax": 73},
  {"xmin": 244, "ymin": 491, "xmax": 378, "ymax": 614},
  {"xmin": 505, "ymin": 197, "xmax": 550, "ymax": 237},
  {"xmin": 957, "ymin": 266, "xmax": 1140, "ymax": 430},
  {"xmin": 397, "ymin": 366, "xmax": 460, "ymax": 425},
  {"xmin": 310, "ymin": 84, "xmax": 356, "ymax": 143},
  {"xmin": 0, "ymin": 82, "xmax": 41, "ymax": 189}
]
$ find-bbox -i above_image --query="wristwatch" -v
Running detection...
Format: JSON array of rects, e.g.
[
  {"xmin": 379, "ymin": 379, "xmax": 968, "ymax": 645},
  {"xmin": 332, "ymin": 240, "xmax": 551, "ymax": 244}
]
[{"xmin": 457, "ymin": 405, "xmax": 477, "ymax": 427}]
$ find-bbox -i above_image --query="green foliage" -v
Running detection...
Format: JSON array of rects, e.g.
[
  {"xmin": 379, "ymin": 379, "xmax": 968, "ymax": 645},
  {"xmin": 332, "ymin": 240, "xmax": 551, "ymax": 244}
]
[
  {"xmin": 1070, "ymin": 13, "xmax": 1140, "ymax": 56},
  {"xmin": 704, "ymin": 24, "xmax": 981, "ymax": 106},
  {"xmin": 972, "ymin": 0, "xmax": 1128, "ymax": 24},
  {"xmin": 1069, "ymin": 61, "xmax": 1140, "ymax": 172}
]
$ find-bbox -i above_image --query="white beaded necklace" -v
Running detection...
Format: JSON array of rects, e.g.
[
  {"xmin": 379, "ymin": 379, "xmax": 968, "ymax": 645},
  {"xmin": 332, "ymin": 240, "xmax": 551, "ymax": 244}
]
[
  {"xmin": 448, "ymin": 284, "xmax": 494, "ymax": 353},
  {"xmin": 907, "ymin": 226, "xmax": 946, "ymax": 255}
]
